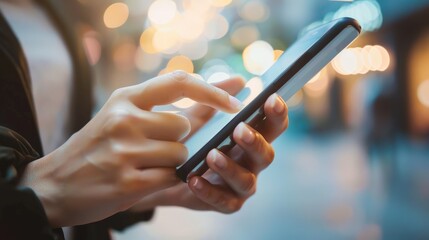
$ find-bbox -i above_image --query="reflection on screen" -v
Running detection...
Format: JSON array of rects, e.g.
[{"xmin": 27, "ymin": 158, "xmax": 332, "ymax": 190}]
[{"xmin": 185, "ymin": 29, "xmax": 320, "ymax": 160}]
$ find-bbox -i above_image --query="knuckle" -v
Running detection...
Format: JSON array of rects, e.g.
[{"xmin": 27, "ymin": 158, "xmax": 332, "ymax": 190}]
[
  {"xmin": 177, "ymin": 115, "xmax": 191, "ymax": 132},
  {"xmin": 104, "ymin": 109, "xmax": 138, "ymax": 135},
  {"xmin": 86, "ymin": 150, "xmax": 123, "ymax": 178},
  {"xmin": 160, "ymin": 168, "xmax": 181, "ymax": 185},
  {"xmin": 111, "ymin": 142, "xmax": 130, "ymax": 160},
  {"xmin": 226, "ymin": 161, "xmax": 238, "ymax": 179},
  {"xmin": 252, "ymin": 133, "xmax": 274, "ymax": 168},
  {"xmin": 283, "ymin": 117, "xmax": 290, "ymax": 131},
  {"xmin": 170, "ymin": 114, "xmax": 191, "ymax": 137},
  {"xmin": 211, "ymin": 86, "xmax": 228, "ymax": 102},
  {"xmin": 241, "ymin": 174, "xmax": 257, "ymax": 196},
  {"xmin": 107, "ymin": 111, "xmax": 128, "ymax": 128},
  {"xmin": 172, "ymin": 143, "xmax": 189, "ymax": 165},
  {"xmin": 202, "ymin": 187, "xmax": 212, "ymax": 200},
  {"xmin": 254, "ymin": 132, "xmax": 266, "ymax": 152},
  {"xmin": 257, "ymin": 133, "xmax": 274, "ymax": 163},
  {"xmin": 111, "ymin": 87, "xmax": 130, "ymax": 99},
  {"xmin": 118, "ymin": 173, "xmax": 145, "ymax": 195},
  {"xmin": 170, "ymin": 70, "xmax": 192, "ymax": 96},
  {"xmin": 171, "ymin": 70, "xmax": 190, "ymax": 83},
  {"xmin": 225, "ymin": 200, "xmax": 242, "ymax": 213},
  {"xmin": 266, "ymin": 145, "xmax": 275, "ymax": 164},
  {"xmin": 283, "ymin": 101, "xmax": 289, "ymax": 115},
  {"xmin": 180, "ymin": 144, "xmax": 189, "ymax": 163},
  {"xmin": 212, "ymin": 195, "xmax": 226, "ymax": 207}
]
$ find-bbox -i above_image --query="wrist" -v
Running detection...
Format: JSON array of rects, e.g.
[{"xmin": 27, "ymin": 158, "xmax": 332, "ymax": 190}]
[
  {"xmin": 129, "ymin": 189, "xmax": 174, "ymax": 213},
  {"xmin": 19, "ymin": 154, "xmax": 63, "ymax": 227},
  {"xmin": 128, "ymin": 197, "xmax": 158, "ymax": 213}
]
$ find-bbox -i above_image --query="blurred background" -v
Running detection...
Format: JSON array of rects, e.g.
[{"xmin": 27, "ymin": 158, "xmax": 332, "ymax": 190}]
[{"xmin": 72, "ymin": 0, "xmax": 429, "ymax": 239}]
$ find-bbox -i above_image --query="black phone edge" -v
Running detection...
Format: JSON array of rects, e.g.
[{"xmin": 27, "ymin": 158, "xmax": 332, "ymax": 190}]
[{"xmin": 176, "ymin": 17, "xmax": 361, "ymax": 182}]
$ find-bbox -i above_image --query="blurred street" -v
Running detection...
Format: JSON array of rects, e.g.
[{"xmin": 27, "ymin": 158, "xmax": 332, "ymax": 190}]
[
  {"xmin": 114, "ymin": 129, "xmax": 429, "ymax": 240},
  {"xmin": 74, "ymin": 0, "xmax": 429, "ymax": 239}
]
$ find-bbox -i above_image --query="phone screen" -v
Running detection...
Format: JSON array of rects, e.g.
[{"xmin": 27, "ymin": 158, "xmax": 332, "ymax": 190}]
[
  {"xmin": 185, "ymin": 40, "xmax": 315, "ymax": 156},
  {"xmin": 178, "ymin": 18, "xmax": 361, "ymax": 181}
]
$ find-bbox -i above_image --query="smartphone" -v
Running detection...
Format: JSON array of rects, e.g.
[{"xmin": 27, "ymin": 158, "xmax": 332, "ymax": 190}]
[{"xmin": 176, "ymin": 17, "xmax": 361, "ymax": 182}]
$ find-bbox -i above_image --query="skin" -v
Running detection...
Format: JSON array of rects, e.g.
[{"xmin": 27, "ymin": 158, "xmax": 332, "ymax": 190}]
[
  {"xmin": 2, "ymin": 0, "xmax": 289, "ymax": 230},
  {"xmin": 130, "ymin": 75, "xmax": 289, "ymax": 214},
  {"xmin": 19, "ymin": 71, "xmax": 289, "ymax": 227}
]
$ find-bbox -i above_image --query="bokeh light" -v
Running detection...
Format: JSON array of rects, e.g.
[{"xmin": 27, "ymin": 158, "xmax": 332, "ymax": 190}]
[
  {"xmin": 137, "ymin": 0, "xmax": 235, "ymax": 62},
  {"xmin": 182, "ymin": 0, "xmax": 212, "ymax": 13},
  {"xmin": 376, "ymin": 45, "xmax": 390, "ymax": 71},
  {"xmin": 243, "ymin": 41, "xmax": 275, "ymax": 75},
  {"xmin": 153, "ymin": 29, "xmax": 180, "ymax": 54},
  {"xmin": 274, "ymin": 50, "xmax": 284, "ymax": 61},
  {"xmin": 179, "ymin": 38, "xmax": 209, "ymax": 60},
  {"xmin": 101, "ymin": 1, "xmax": 429, "ymax": 239},
  {"xmin": 103, "ymin": 3, "xmax": 129, "ymax": 29},
  {"xmin": 332, "ymin": 48, "xmax": 359, "ymax": 75},
  {"xmin": 135, "ymin": 49, "xmax": 163, "ymax": 73},
  {"xmin": 239, "ymin": 0, "xmax": 270, "ymax": 22},
  {"xmin": 244, "ymin": 77, "xmax": 264, "ymax": 105},
  {"xmin": 364, "ymin": 45, "xmax": 382, "ymax": 71},
  {"xmin": 286, "ymin": 90, "xmax": 304, "ymax": 108},
  {"xmin": 165, "ymin": 55, "xmax": 194, "ymax": 73},
  {"xmin": 140, "ymin": 27, "xmax": 158, "ymax": 54},
  {"xmin": 303, "ymin": 0, "xmax": 383, "ymax": 35},
  {"xmin": 209, "ymin": 0, "xmax": 233, "ymax": 8},
  {"xmin": 200, "ymin": 59, "xmax": 233, "ymax": 80},
  {"xmin": 82, "ymin": 31, "xmax": 101, "ymax": 65},
  {"xmin": 148, "ymin": 0, "xmax": 177, "ymax": 25},
  {"xmin": 177, "ymin": 14, "xmax": 205, "ymax": 41},
  {"xmin": 332, "ymin": 45, "xmax": 390, "ymax": 75},
  {"xmin": 112, "ymin": 40, "xmax": 136, "ymax": 71},
  {"xmin": 304, "ymin": 69, "xmax": 330, "ymax": 98},
  {"xmin": 231, "ymin": 24, "xmax": 261, "ymax": 49},
  {"xmin": 333, "ymin": 0, "xmax": 383, "ymax": 32},
  {"xmin": 207, "ymin": 72, "xmax": 231, "ymax": 84},
  {"xmin": 417, "ymin": 80, "xmax": 429, "ymax": 108},
  {"xmin": 204, "ymin": 14, "xmax": 230, "ymax": 40},
  {"xmin": 307, "ymin": 71, "xmax": 322, "ymax": 85}
]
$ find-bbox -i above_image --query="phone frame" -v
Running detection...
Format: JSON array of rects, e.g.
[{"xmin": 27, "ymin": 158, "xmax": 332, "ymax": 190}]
[{"xmin": 176, "ymin": 17, "xmax": 361, "ymax": 182}]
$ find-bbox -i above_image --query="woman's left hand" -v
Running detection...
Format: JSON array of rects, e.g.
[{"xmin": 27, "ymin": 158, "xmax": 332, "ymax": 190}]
[{"xmin": 131, "ymin": 77, "xmax": 289, "ymax": 213}]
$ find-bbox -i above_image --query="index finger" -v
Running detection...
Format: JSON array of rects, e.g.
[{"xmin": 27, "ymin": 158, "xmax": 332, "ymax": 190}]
[
  {"xmin": 182, "ymin": 76, "xmax": 245, "ymax": 120},
  {"xmin": 130, "ymin": 71, "xmax": 243, "ymax": 113}
]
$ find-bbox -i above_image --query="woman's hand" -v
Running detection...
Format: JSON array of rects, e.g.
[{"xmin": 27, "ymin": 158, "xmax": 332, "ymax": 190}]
[
  {"xmin": 19, "ymin": 71, "xmax": 243, "ymax": 227},
  {"xmin": 130, "ymin": 77, "xmax": 289, "ymax": 213}
]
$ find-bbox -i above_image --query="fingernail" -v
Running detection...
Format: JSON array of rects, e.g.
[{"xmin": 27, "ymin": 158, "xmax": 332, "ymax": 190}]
[
  {"xmin": 211, "ymin": 150, "xmax": 226, "ymax": 169},
  {"xmin": 229, "ymin": 95, "xmax": 244, "ymax": 111},
  {"xmin": 239, "ymin": 123, "xmax": 255, "ymax": 145},
  {"xmin": 193, "ymin": 178, "xmax": 203, "ymax": 191},
  {"xmin": 272, "ymin": 95, "xmax": 285, "ymax": 114}
]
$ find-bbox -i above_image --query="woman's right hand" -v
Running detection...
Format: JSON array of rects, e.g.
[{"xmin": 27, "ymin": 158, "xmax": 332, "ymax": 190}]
[{"xmin": 19, "ymin": 71, "xmax": 243, "ymax": 227}]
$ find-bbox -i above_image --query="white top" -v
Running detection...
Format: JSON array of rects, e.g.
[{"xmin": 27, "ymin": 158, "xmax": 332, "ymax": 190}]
[{"xmin": 0, "ymin": 0, "xmax": 73, "ymax": 154}]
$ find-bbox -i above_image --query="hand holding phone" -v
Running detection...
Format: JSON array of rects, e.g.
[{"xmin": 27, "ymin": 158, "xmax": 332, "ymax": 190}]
[{"xmin": 177, "ymin": 17, "xmax": 361, "ymax": 182}]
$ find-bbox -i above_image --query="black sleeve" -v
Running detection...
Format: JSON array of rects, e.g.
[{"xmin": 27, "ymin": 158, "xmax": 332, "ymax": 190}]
[
  {"xmin": 0, "ymin": 127, "xmax": 64, "ymax": 240},
  {"xmin": 73, "ymin": 210, "xmax": 155, "ymax": 240},
  {"xmin": 101, "ymin": 210, "xmax": 155, "ymax": 231}
]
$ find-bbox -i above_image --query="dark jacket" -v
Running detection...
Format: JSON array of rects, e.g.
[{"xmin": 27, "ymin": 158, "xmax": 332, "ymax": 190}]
[{"xmin": 0, "ymin": 1, "xmax": 152, "ymax": 239}]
